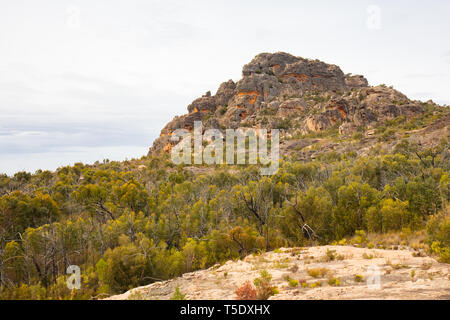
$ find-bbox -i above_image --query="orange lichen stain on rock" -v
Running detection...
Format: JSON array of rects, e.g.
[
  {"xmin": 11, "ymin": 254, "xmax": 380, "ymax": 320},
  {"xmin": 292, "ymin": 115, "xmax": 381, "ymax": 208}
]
[
  {"xmin": 237, "ymin": 91, "xmax": 260, "ymax": 96},
  {"xmin": 160, "ymin": 130, "xmax": 173, "ymax": 137},
  {"xmin": 163, "ymin": 143, "xmax": 172, "ymax": 152},
  {"xmin": 283, "ymin": 73, "xmax": 309, "ymax": 82},
  {"xmin": 200, "ymin": 109, "xmax": 210, "ymax": 114},
  {"xmin": 248, "ymin": 95, "xmax": 258, "ymax": 105},
  {"xmin": 337, "ymin": 106, "xmax": 347, "ymax": 118},
  {"xmin": 236, "ymin": 104, "xmax": 245, "ymax": 109},
  {"xmin": 327, "ymin": 103, "xmax": 347, "ymax": 119},
  {"xmin": 237, "ymin": 91, "xmax": 260, "ymax": 105}
]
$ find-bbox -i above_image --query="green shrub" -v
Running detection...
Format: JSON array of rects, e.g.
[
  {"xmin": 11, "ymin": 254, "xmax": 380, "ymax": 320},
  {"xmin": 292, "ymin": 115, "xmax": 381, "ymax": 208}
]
[
  {"xmin": 327, "ymin": 277, "xmax": 340, "ymax": 286},
  {"xmin": 354, "ymin": 274, "xmax": 363, "ymax": 282},
  {"xmin": 426, "ymin": 212, "xmax": 450, "ymax": 263},
  {"xmin": 288, "ymin": 279, "xmax": 299, "ymax": 287},
  {"xmin": 380, "ymin": 128, "xmax": 396, "ymax": 141},
  {"xmin": 362, "ymin": 253, "xmax": 374, "ymax": 259},
  {"xmin": 325, "ymin": 249, "xmax": 336, "ymax": 261},
  {"xmin": 253, "ymin": 270, "xmax": 277, "ymax": 300},
  {"xmin": 171, "ymin": 287, "xmax": 186, "ymax": 300},
  {"xmin": 352, "ymin": 132, "xmax": 363, "ymax": 140},
  {"xmin": 354, "ymin": 230, "xmax": 368, "ymax": 246},
  {"xmin": 218, "ymin": 106, "xmax": 227, "ymax": 115},
  {"xmin": 306, "ymin": 268, "xmax": 330, "ymax": 278}
]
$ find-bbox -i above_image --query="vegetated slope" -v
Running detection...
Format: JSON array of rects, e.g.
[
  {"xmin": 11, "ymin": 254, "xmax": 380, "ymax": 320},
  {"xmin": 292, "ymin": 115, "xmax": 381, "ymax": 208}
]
[
  {"xmin": 0, "ymin": 52, "xmax": 448, "ymax": 300},
  {"xmin": 107, "ymin": 245, "xmax": 450, "ymax": 300}
]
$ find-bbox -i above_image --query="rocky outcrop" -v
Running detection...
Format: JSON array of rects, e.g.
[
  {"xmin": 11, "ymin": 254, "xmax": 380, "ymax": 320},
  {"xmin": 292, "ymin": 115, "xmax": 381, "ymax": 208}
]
[
  {"xmin": 242, "ymin": 52, "xmax": 347, "ymax": 93},
  {"xmin": 149, "ymin": 52, "xmax": 443, "ymax": 156},
  {"xmin": 107, "ymin": 246, "xmax": 450, "ymax": 300},
  {"xmin": 345, "ymin": 74, "xmax": 369, "ymax": 88}
]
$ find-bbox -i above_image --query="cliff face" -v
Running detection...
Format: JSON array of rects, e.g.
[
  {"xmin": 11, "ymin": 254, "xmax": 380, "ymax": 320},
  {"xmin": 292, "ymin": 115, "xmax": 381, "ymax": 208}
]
[{"xmin": 149, "ymin": 52, "xmax": 448, "ymax": 158}]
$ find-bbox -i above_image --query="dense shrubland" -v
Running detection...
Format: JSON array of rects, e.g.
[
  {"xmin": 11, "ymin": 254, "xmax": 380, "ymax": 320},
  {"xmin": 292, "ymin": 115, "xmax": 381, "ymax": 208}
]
[{"xmin": 0, "ymin": 138, "xmax": 448, "ymax": 299}]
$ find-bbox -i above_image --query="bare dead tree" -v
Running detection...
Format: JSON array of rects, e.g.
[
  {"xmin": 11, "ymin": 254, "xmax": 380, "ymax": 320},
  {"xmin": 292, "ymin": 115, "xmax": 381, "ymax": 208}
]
[{"xmin": 287, "ymin": 193, "xmax": 320, "ymax": 241}]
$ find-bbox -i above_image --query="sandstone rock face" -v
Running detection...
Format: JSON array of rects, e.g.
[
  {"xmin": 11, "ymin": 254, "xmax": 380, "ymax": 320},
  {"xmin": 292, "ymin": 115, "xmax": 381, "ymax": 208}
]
[
  {"xmin": 187, "ymin": 96, "xmax": 217, "ymax": 114},
  {"xmin": 345, "ymin": 74, "xmax": 369, "ymax": 88},
  {"xmin": 149, "ymin": 52, "xmax": 444, "ymax": 156},
  {"xmin": 277, "ymin": 98, "xmax": 307, "ymax": 117},
  {"xmin": 215, "ymin": 80, "xmax": 236, "ymax": 106}
]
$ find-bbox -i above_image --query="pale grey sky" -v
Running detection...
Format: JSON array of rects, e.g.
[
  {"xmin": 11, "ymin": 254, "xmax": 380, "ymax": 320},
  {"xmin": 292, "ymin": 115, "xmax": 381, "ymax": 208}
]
[{"xmin": 1, "ymin": 0, "xmax": 449, "ymax": 175}]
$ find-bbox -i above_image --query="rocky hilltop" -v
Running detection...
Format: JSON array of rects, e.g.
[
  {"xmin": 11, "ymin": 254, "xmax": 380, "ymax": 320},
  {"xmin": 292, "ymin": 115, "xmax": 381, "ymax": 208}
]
[{"xmin": 149, "ymin": 52, "xmax": 448, "ymax": 158}]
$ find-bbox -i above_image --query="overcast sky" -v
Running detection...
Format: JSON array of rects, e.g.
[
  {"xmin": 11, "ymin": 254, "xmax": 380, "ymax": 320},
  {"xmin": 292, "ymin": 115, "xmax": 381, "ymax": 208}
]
[{"xmin": 1, "ymin": 0, "xmax": 449, "ymax": 175}]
